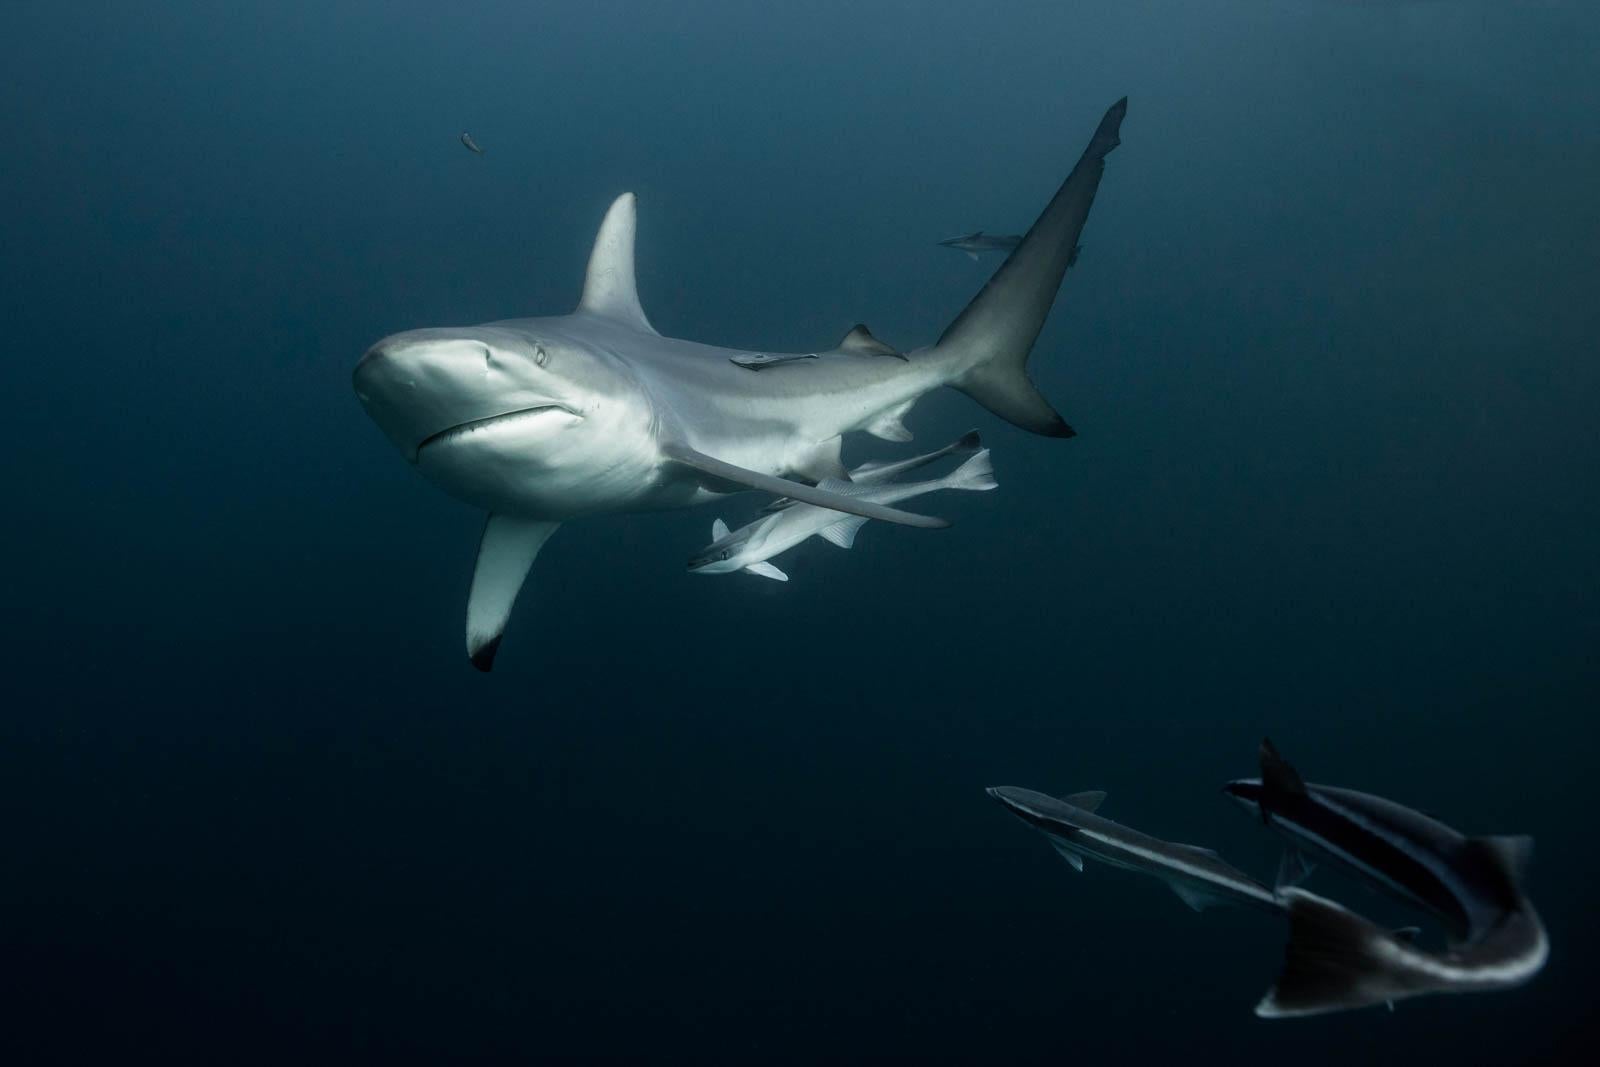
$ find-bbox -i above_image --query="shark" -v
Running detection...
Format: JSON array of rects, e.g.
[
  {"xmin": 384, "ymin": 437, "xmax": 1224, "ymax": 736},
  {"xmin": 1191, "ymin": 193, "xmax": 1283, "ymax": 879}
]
[
  {"xmin": 987, "ymin": 786, "xmax": 1282, "ymax": 913},
  {"xmin": 938, "ymin": 231, "xmax": 1024, "ymax": 261},
  {"xmin": 353, "ymin": 97, "xmax": 1127, "ymax": 670},
  {"xmin": 688, "ymin": 446, "xmax": 997, "ymax": 581},
  {"xmin": 1224, "ymin": 740, "xmax": 1548, "ymax": 1016}
]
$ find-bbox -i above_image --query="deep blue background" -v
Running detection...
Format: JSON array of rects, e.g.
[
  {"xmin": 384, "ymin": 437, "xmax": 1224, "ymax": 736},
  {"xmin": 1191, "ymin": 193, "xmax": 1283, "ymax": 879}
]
[{"xmin": 3, "ymin": 1, "xmax": 1596, "ymax": 1062}]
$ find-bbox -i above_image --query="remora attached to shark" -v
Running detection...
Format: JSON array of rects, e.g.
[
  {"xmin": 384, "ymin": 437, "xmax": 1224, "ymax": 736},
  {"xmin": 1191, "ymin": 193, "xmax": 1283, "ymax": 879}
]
[
  {"xmin": 1225, "ymin": 740, "xmax": 1548, "ymax": 1017},
  {"xmin": 689, "ymin": 437, "xmax": 995, "ymax": 581},
  {"xmin": 987, "ymin": 786, "xmax": 1282, "ymax": 913},
  {"xmin": 937, "ymin": 231, "xmax": 1024, "ymax": 261},
  {"xmin": 354, "ymin": 98, "xmax": 1127, "ymax": 669}
]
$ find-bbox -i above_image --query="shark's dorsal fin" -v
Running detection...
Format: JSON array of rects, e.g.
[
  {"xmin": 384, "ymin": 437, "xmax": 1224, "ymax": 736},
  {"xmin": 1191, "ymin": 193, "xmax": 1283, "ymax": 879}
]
[
  {"xmin": 1258, "ymin": 737, "xmax": 1306, "ymax": 824},
  {"xmin": 1063, "ymin": 790, "xmax": 1106, "ymax": 812},
  {"xmin": 838, "ymin": 325, "xmax": 908, "ymax": 361},
  {"xmin": 466, "ymin": 515, "xmax": 561, "ymax": 672},
  {"xmin": 578, "ymin": 193, "xmax": 657, "ymax": 335}
]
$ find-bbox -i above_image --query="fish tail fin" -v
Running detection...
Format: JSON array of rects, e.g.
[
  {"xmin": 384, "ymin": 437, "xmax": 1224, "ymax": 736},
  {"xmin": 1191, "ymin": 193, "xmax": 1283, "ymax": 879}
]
[
  {"xmin": 1257, "ymin": 889, "xmax": 1432, "ymax": 1019},
  {"xmin": 932, "ymin": 98, "xmax": 1126, "ymax": 438},
  {"xmin": 941, "ymin": 449, "xmax": 998, "ymax": 492}
]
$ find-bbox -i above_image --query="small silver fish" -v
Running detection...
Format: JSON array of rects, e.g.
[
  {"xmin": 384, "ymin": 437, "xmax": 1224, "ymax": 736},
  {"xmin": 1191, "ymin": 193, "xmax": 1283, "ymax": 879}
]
[{"xmin": 460, "ymin": 132, "xmax": 484, "ymax": 155}]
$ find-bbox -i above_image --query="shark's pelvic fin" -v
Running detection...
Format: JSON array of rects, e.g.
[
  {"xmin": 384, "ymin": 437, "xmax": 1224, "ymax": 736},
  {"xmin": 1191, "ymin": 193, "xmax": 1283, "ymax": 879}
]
[
  {"xmin": 665, "ymin": 444, "xmax": 950, "ymax": 529},
  {"xmin": 838, "ymin": 324, "xmax": 908, "ymax": 361},
  {"xmin": 578, "ymin": 192, "xmax": 658, "ymax": 335},
  {"xmin": 935, "ymin": 98, "xmax": 1126, "ymax": 438},
  {"xmin": 466, "ymin": 515, "xmax": 560, "ymax": 672},
  {"xmin": 744, "ymin": 561, "xmax": 788, "ymax": 582},
  {"xmin": 793, "ymin": 436, "xmax": 847, "ymax": 483}
]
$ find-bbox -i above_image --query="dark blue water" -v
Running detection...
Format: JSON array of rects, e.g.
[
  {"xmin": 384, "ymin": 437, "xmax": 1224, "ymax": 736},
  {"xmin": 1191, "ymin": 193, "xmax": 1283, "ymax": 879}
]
[{"xmin": 3, "ymin": 2, "xmax": 1596, "ymax": 1062}]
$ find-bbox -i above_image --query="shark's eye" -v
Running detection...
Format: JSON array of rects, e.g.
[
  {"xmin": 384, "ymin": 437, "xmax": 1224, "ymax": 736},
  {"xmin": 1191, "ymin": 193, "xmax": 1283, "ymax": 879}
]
[
  {"xmin": 533, "ymin": 345, "xmax": 549, "ymax": 368},
  {"xmin": 719, "ymin": 550, "xmax": 729, "ymax": 561}
]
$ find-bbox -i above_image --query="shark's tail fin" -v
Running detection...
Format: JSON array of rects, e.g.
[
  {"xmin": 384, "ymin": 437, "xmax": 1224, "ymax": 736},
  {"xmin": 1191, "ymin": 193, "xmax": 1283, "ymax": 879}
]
[
  {"xmin": 1257, "ymin": 889, "xmax": 1439, "ymax": 1018},
  {"xmin": 941, "ymin": 449, "xmax": 998, "ymax": 492},
  {"xmin": 933, "ymin": 98, "xmax": 1126, "ymax": 438}
]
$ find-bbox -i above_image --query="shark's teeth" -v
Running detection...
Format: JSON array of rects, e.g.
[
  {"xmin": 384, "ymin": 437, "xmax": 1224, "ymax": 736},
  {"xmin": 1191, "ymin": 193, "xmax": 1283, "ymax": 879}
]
[{"xmin": 417, "ymin": 405, "xmax": 572, "ymax": 454}]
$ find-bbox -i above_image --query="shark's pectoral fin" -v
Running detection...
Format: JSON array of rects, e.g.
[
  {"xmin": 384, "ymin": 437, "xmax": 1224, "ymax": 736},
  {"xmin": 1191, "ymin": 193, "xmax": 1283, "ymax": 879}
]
[
  {"xmin": 665, "ymin": 445, "xmax": 949, "ymax": 529},
  {"xmin": 466, "ymin": 515, "xmax": 560, "ymax": 672},
  {"xmin": 1047, "ymin": 837, "xmax": 1085, "ymax": 873},
  {"xmin": 744, "ymin": 561, "xmax": 788, "ymax": 582}
]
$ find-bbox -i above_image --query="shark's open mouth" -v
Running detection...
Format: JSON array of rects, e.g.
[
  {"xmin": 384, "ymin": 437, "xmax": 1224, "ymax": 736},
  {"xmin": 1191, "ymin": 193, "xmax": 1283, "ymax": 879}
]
[{"xmin": 416, "ymin": 405, "xmax": 577, "ymax": 457}]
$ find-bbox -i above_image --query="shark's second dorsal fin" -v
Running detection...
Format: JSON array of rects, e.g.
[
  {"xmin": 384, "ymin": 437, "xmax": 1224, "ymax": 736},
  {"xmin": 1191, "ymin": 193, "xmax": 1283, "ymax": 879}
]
[
  {"xmin": 838, "ymin": 324, "xmax": 908, "ymax": 361},
  {"xmin": 578, "ymin": 193, "xmax": 657, "ymax": 335}
]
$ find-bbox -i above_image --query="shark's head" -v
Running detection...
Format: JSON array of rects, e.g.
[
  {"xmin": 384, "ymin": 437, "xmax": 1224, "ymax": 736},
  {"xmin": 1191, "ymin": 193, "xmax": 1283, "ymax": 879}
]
[{"xmin": 352, "ymin": 321, "xmax": 654, "ymax": 515}]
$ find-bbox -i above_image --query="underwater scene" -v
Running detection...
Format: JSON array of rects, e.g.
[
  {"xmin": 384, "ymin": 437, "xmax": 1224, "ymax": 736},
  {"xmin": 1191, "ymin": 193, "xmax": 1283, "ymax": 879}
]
[{"xmin": 2, "ymin": 1, "xmax": 1597, "ymax": 1062}]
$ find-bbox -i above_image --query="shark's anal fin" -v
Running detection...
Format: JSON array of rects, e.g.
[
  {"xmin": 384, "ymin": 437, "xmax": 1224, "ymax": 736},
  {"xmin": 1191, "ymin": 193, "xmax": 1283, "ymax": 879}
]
[
  {"xmin": 466, "ymin": 515, "xmax": 560, "ymax": 672},
  {"xmin": 744, "ymin": 561, "xmax": 788, "ymax": 582},
  {"xmin": 866, "ymin": 399, "xmax": 915, "ymax": 443},
  {"xmin": 665, "ymin": 445, "xmax": 950, "ymax": 529},
  {"xmin": 577, "ymin": 193, "xmax": 658, "ymax": 335}
]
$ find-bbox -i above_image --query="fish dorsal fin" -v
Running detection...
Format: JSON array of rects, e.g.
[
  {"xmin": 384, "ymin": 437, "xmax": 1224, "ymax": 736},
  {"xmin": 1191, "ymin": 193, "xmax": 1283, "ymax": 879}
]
[
  {"xmin": 817, "ymin": 514, "xmax": 869, "ymax": 549},
  {"xmin": 838, "ymin": 324, "xmax": 907, "ymax": 361},
  {"xmin": 744, "ymin": 560, "xmax": 788, "ymax": 582},
  {"xmin": 578, "ymin": 193, "xmax": 657, "ymax": 335},
  {"xmin": 712, "ymin": 518, "xmax": 729, "ymax": 540},
  {"xmin": 1062, "ymin": 790, "xmax": 1106, "ymax": 812}
]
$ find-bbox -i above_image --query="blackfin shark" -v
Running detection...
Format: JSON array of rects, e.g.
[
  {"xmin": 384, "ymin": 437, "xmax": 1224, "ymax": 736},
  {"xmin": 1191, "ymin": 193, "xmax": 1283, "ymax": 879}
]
[
  {"xmin": 938, "ymin": 231, "xmax": 1024, "ymax": 261},
  {"xmin": 354, "ymin": 98, "xmax": 1127, "ymax": 669},
  {"xmin": 1225, "ymin": 740, "xmax": 1548, "ymax": 1016},
  {"xmin": 688, "ymin": 446, "xmax": 996, "ymax": 581},
  {"xmin": 987, "ymin": 786, "xmax": 1281, "ymax": 913}
]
